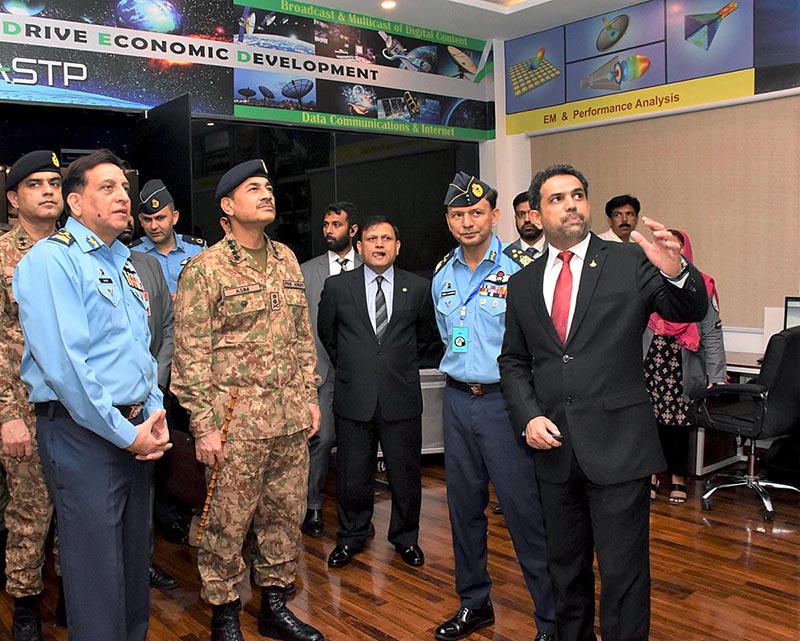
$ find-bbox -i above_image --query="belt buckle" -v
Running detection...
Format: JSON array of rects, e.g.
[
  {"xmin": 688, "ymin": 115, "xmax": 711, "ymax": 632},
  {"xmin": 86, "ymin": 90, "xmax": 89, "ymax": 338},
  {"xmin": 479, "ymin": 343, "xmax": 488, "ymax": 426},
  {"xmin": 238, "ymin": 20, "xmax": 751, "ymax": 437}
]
[
  {"xmin": 127, "ymin": 404, "xmax": 143, "ymax": 420},
  {"xmin": 469, "ymin": 383, "xmax": 483, "ymax": 396}
]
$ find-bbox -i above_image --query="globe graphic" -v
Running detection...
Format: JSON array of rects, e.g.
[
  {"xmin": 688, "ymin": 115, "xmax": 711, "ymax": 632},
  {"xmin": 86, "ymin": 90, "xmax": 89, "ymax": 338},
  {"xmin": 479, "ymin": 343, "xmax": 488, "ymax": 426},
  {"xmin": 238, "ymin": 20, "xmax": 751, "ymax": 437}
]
[
  {"xmin": 2, "ymin": 0, "xmax": 46, "ymax": 16},
  {"xmin": 407, "ymin": 45, "xmax": 436, "ymax": 73},
  {"xmin": 116, "ymin": 0, "xmax": 183, "ymax": 34}
]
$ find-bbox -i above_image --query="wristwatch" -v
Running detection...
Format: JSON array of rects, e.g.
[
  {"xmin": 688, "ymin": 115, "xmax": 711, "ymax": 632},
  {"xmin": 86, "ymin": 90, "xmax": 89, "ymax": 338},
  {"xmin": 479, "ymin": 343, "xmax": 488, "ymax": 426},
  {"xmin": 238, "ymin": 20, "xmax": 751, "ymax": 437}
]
[{"xmin": 663, "ymin": 255, "xmax": 688, "ymax": 283}]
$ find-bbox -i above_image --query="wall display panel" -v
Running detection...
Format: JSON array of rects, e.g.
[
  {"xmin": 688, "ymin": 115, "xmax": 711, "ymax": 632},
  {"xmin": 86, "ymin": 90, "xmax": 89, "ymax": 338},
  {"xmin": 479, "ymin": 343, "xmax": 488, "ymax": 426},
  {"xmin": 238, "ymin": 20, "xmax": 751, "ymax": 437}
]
[
  {"xmin": 191, "ymin": 120, "xmax": 478, "ymax": 273},
  {"xmin": 528, "ymin": 95, "xmax": 800, "ymax": 328},
  {"xmin": 506, "ymin": 0, "xmax": 797, "ymax": 135},
  {"xmin": 0, "ymin": 0, "xmax": 494, "ymax": 141}
]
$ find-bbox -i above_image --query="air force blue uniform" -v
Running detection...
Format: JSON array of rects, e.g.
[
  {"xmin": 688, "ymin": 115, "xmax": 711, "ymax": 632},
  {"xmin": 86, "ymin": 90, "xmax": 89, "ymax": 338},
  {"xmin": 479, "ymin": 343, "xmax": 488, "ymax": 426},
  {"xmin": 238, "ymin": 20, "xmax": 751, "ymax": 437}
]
[
  {"xmin": 432, "ymin": 234, "xmax": 555, "ymax": 635},
  {"xmin": 130, "ymin": 231, "xmax": 205, "ymax": 293},
  {"xmin": 13, "ymin": 216, "xmax": 163, "ymax": 641}
]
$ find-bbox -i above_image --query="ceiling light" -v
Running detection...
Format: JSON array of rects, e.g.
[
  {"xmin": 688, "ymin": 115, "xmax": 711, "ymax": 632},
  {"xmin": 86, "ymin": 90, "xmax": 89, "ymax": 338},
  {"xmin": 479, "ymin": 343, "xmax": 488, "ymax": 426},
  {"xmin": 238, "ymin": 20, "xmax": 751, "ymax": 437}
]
[{"xmin": 381, "ymin": 1, "xmax": 397, "ymax": 9}]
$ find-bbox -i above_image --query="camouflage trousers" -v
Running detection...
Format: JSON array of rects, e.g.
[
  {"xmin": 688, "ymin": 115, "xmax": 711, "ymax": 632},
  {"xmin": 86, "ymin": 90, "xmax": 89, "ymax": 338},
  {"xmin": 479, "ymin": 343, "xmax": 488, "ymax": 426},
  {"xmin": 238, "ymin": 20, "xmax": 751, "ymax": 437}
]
[
  {"xmin": 198, "ymin": 430, "xmax": 308, "ymax": 605},
  {"xmin": 0, "ymin": 431, "xmax": 54, "ymax": 597},
  {"xmin": 0, "ymin": 469, "xmax": 7, "ymax": 530}
]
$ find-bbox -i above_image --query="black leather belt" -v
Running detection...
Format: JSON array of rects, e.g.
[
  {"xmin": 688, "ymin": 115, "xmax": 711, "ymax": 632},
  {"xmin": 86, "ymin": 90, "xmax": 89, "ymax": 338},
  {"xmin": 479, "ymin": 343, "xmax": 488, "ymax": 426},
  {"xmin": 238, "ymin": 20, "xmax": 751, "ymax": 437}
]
[
  {"xmin": 446, "ymin": 377, "xmax": 502, "ymax": 396},
  {"xmin": 35, "ymin": 400, "xmax": 144, "ymax": 420}
]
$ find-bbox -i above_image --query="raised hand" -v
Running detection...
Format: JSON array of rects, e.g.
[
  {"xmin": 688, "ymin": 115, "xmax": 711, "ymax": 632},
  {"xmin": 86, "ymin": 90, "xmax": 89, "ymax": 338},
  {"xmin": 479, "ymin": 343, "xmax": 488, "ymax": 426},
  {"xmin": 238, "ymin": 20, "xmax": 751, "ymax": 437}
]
[{"xmin": 630, "ymin": 216, "xmax": 683, "ymax": 277}]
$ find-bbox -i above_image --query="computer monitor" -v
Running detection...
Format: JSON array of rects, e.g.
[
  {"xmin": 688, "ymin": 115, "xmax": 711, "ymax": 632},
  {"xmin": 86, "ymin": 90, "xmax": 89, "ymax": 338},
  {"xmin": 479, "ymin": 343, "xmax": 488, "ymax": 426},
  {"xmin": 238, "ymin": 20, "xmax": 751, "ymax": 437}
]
[{"xmin": 784, "ymin": 296, "xmax": 800, "ymax": 329}]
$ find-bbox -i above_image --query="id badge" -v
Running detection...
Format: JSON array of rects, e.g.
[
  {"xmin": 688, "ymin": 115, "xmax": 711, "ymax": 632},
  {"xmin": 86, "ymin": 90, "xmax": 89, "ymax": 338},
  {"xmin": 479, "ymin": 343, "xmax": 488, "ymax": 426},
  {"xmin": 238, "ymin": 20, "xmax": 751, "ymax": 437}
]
[{"xmin": 452, "ymin": 326, "xmax": 468, "ymax": 353}]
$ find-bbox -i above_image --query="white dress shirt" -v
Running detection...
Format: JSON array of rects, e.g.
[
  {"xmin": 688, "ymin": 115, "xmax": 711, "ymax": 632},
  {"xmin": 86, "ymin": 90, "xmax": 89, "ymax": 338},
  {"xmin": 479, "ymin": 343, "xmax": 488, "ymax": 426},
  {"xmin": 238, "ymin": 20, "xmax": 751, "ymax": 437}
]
[
  {"xmin": 542, "ymin": 234, "xmax": 591, "ymax": 337},
  {"xmin": 328, "ymin": 248, "xmax": 356, "ymax": 275}
]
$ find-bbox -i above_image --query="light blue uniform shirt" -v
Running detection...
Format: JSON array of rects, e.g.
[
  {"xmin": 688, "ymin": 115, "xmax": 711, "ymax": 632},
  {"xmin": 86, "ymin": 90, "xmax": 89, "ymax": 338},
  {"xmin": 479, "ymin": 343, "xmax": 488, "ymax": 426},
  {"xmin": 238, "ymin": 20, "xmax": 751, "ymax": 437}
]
[
  {"xmin": 132, "ymin": 231, "xmax": 205, "ymax": 293},
  {"xmin": 13, "ymin": 217, "xmax": 163, "ymax": 449},
  {"xmin": 432, "ymin": 235, "xmax": 522, "ymax": 384}
]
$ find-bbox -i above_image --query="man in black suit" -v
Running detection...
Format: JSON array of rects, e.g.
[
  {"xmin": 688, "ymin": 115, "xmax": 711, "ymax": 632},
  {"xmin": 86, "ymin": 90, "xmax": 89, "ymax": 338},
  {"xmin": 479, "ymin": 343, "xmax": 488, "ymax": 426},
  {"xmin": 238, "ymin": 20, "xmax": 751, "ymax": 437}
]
[
  {"xmin": 318, "ymin": 215, "xmax": 436, "ymax": 568},
  {"xmin": 499, "ymin": 164, "xmax": 708, "ymax": 641},
  {"xmin": 299, "ymin": 202, "xmax": 362, "ymax": 538}
]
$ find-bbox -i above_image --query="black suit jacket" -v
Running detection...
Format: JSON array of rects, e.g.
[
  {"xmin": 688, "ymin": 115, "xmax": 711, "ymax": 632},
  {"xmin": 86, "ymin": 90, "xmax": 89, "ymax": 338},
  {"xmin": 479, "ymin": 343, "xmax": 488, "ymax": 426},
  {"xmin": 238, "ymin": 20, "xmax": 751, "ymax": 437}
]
[
  {"xmin": 499, "ymin": 234, "xmax": 708, "ymax": 485},
  {"xmin": 317, "ymin": 265, "xmax": 438, "ymax": 422}
]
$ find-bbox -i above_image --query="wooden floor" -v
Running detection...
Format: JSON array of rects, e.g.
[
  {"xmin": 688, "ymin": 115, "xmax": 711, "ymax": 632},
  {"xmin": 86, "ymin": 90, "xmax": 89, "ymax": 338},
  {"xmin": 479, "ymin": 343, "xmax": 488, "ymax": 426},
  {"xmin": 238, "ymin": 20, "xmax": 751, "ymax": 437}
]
[{"xmin": 2, "ymin": 456, "xmax": 799, "ymax": 641}]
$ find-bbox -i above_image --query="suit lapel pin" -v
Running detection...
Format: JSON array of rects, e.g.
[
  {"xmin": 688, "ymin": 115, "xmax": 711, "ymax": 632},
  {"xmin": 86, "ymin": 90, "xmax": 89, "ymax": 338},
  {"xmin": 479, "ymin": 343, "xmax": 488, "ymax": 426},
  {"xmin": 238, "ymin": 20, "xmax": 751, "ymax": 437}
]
[
  {"xmin": 402, "ymin": 287, "xmax": 407, "ymax": 292},
  {"xmin": 589, "ymin": 259, "xmax": 597, "ymax": 268}
]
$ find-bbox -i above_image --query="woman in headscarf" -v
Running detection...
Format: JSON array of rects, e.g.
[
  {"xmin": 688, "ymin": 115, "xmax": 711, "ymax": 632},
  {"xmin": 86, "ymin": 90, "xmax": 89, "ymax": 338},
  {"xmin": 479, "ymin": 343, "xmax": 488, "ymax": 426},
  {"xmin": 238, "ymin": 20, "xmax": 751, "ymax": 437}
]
[{"xmin": 644, "ymin": 229, "xmax": 726, "ymax": 505}]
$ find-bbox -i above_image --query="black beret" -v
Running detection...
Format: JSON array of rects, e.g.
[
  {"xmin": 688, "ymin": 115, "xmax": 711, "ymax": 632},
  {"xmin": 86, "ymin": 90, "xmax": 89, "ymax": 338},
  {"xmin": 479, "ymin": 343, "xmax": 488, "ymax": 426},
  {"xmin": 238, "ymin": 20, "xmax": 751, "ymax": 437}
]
[
  {"xmin": 215, "ymin": 159, "xmax": 270, "ymax": 202},
  {"xmin": 6, "ymin": 150, "xmax": 61, "ymax": 192},
  {"xmin": 139, "ymin": 179, "xmax": 174, "ymax": 215},
  {"xmin": 444, "ymin": 171, "xmax": 491, "ymax": 208}
]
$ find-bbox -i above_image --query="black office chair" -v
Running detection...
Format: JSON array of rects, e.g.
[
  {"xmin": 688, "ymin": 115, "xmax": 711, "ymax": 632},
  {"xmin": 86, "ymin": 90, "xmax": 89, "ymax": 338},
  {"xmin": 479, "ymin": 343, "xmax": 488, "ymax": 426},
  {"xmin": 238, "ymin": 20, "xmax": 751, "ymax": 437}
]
[{"xmin": 696, "ymin": 326, "xmax": 800, "ymax": 521}]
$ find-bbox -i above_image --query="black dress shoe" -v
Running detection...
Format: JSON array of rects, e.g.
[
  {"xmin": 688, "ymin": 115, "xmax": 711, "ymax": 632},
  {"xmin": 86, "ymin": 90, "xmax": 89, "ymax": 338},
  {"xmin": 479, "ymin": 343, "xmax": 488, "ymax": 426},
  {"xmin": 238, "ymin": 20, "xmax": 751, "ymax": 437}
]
[
  {"xmin": 150, "ymin": 564, "xmax": 179, "ymax": 590},
  {"xmin": 434, "ymin": 600, "xmax": 494, "ymax": 641},
  {"xmin": 160, "ymin": 520, "xmax": 189, "ymax": 544},
  {"xmin": 395, "ymin": 544, "xmax": 425, "ymax": 567},
  {"xmin": 301, "ymin": 509, "xmax": 324, "ymax": 538},
  {"xmin": 534, "ymin": 633, "xmax": 555, "ymax": 641},
  {"xmin": 327, "ymin": 544, "xmax": 361, "ymax": 568}
]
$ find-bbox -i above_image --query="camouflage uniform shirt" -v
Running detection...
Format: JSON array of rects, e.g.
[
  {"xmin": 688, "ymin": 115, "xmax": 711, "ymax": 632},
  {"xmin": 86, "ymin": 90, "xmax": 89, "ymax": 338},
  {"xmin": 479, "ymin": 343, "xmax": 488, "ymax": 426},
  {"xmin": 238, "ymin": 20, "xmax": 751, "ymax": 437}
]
[
  {"xmin": 172, "ymin": 233, "xmax": 319, "ymax": 439},
  {"xmin": 0, "ymin": 224, "xmax": 36, "ymax": 426}
]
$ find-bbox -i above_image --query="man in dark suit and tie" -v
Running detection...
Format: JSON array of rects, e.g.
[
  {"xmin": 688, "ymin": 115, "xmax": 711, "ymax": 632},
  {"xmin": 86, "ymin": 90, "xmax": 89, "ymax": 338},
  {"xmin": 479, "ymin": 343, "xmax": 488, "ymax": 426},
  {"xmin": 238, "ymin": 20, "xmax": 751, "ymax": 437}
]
[
  {"xmin": 299, "ymin": 202, "xmax": 361, "ymax": 538},
  {"xmin": 507, "ymin": 190, "xmax": 545, "ymax": 260},
  {"xmin": 318, "ymin": 215, "xmax": 436, "ymax": 568},
  {"xmin": 499, "ymin": 164, "xmax": 708, "ymax": 641}
]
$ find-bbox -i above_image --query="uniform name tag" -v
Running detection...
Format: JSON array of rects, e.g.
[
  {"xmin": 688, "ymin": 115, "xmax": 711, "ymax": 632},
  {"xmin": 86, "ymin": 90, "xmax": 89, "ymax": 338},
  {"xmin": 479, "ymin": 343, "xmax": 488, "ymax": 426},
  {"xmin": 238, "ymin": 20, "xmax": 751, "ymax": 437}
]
[
  {"xmin": 283, "ymin": 280, "xmax": 305, "ymax": 290},
  {"xmin": 452, "ymin": 327, "xmax": 468, "ymax": 353},
  {"xmin": 223, "ymin": 283, "xmax": 261, "ymax": 297}
]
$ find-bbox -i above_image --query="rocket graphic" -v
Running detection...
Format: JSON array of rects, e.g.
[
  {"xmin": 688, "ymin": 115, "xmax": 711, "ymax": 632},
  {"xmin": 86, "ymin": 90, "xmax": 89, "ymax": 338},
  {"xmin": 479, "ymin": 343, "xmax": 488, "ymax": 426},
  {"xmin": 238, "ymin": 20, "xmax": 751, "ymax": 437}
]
[{"xmin": 580, "ymin": 55, "xmax": 650, "ymax": 91}]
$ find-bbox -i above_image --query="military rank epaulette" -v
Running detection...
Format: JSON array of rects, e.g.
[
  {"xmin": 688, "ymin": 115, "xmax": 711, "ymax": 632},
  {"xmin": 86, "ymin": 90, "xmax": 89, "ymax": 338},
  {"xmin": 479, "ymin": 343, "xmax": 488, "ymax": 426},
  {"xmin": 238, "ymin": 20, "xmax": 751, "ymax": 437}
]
[
  {"xmin": 226, "ymin": 238, "xmax": 243, "ymax": 262},
  {"xmin": 181, "ymin": 234, "xmax": 205, "ymax": 246},
  {"xmin": 503, "ymin": 244, "xmax": 533, "ymax": 268},
  {"xmin": 434, "ymin": 249, "xmax": 455, "ymax": 275},
  {"xmin": 129, "ymin": 237, "xmax": 144, "ymax": 248},
  {"xmin": 48, "ymin": 229, "xmax": 75, "ymax": 247},
  {"xmin": 265, "ymin": 235, "xmax": 279, "ymax": 258}
]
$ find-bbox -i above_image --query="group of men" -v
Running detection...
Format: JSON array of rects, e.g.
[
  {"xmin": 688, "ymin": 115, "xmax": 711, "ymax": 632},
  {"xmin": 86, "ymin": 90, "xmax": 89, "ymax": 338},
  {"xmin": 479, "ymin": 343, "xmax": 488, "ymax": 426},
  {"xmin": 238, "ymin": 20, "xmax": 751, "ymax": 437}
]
[{"xmin": 0, "ymin": 148, "xmax": 707, "ymax": 641}]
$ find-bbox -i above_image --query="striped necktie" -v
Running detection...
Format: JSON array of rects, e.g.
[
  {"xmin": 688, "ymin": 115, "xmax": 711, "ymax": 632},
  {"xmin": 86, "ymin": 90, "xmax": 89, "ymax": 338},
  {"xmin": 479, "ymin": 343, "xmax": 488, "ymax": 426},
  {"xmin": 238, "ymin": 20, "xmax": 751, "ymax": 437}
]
[
  {"xmin": 375, "ymin": 275, "xmax": 388, "ymax": 343},
  {"xmin": 336, "ymin": 257, "xmax": 349, "ymax": 273}
]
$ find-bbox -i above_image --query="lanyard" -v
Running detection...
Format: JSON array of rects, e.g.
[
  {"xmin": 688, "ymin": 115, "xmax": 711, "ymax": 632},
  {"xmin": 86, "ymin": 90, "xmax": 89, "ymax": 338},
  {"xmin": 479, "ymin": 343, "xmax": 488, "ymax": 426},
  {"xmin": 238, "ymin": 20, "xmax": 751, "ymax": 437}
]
[{"xmin": 459, "ymin": 236, "xmax": 502, "ymax": 324}]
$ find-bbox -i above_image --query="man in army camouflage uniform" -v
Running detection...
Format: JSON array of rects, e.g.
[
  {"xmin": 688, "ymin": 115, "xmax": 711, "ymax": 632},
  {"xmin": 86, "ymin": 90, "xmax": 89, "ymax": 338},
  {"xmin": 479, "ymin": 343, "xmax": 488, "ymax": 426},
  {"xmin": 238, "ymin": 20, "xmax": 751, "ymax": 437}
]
[
  {"xmin": 0, "ymin": 151, "xmax": 61, "ymax": 641},
  {"xmin": 172, "ymin": 159, "xmax": 323, "ymax": 641}
]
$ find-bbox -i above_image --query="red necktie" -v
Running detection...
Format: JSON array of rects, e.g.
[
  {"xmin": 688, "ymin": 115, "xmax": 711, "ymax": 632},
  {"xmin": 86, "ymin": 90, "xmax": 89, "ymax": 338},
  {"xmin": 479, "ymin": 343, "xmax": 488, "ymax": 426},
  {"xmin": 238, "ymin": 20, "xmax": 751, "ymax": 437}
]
[{"xmin": 551, "ymin": 251, "xmax": 574, "ymax": 344}]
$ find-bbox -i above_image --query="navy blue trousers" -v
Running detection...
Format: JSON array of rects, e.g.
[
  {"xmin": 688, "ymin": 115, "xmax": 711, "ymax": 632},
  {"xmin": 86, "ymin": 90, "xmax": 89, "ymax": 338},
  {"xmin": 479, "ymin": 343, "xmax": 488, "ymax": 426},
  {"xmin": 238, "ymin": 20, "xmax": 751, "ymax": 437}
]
[
  {"xmin": 37, "ymin": 411, "xmax": 153, "ymax": 641},
  {"xmin": 442, "ymin": 386, "xmax": 555, "ymax": 634}
]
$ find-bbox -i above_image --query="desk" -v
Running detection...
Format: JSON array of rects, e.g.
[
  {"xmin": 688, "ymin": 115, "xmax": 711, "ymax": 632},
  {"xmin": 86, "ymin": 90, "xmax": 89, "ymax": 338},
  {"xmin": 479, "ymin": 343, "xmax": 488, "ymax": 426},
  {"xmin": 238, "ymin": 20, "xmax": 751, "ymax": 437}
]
[
  {"xmin": 725, "ymin": 351, "xmax": 762, "ymax": 379},
  {"xmin": 691, "ymin": 352, "xmax": 762, "ymax": 476}
]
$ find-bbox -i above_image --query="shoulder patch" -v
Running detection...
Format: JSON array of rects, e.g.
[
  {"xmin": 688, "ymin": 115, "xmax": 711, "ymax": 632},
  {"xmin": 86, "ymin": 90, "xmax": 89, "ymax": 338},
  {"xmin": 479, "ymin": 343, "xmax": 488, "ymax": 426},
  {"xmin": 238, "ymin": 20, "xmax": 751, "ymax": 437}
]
[
  {"xmin": 434, "ymin": 249, "xmax": 455, "ymax": 275},
  {"xmin": 47, "ymin": 229, "xmax": 75, "ymax": 247},
  {"xmin": 503, "ymin": 244, "xmax": 533, "ymax": 268},
  {"xmin": 181, "ymin": 234, "xmax": 205, "ymax": 246}
]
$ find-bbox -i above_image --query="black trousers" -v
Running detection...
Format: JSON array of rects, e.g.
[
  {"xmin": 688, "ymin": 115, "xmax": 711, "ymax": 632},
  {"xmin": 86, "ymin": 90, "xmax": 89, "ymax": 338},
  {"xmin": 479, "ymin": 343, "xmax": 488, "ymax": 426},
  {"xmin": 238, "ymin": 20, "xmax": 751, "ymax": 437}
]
[
  {"xmin": 537, "ymin": 453, "xmax": 650, "ymax": 641},
  {"xmin": 36, "ymin": 411, "xmax": 153, "ymax": 641},
  {"xmin": 657, "ymin": 424, "xmax": 690, "ymax": 478},
  {"xmin": 334, "ymin": 406, "xmax": 421, "ymax": 548}
]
